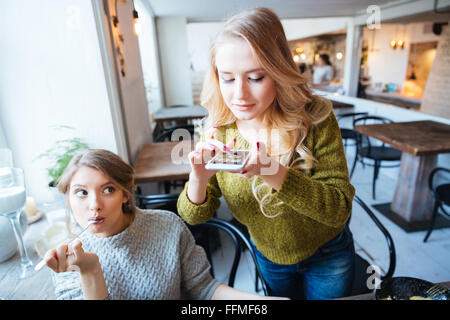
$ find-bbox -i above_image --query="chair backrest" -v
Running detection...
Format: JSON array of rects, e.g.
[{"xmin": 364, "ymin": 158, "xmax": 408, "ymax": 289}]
[
  {"xmin": 353, "ymin": 115, "xmax": 394, "ymax": 150},
  {"xmin": 352, "ymin": 194, "xmax": 396, "ymax": 280},
  {"xmin": 200, "ymin": 218, "xmax": 269, "ymax": 296},
  {"xmin": 336, "ymin": 112, "xmax": 369, "ymax": 129},
  {"xmin": 153, "ymin": 124, "xmax": 195, "ymax": 142},
  {"xmin": 135, "ymin": 192, "xmax": 180, "ymax": 210},
  {"xmin": 429, "ymin": 167, "xmax": 450, "ymax": 206}
]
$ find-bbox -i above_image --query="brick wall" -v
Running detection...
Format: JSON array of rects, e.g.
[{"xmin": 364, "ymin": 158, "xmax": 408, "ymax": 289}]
[{"xmin": 421, "ymin": 26, "xmax": 450, "ymax": 119}]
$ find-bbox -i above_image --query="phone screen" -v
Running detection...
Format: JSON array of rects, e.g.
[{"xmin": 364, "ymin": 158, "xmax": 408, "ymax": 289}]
[
  {"xmin": 205, "ymin": 150, "xmax": 250, "ymax": 171},
  {"xmin": 210, "ymin": 150, "xmax": 248, "ymax": 164}
]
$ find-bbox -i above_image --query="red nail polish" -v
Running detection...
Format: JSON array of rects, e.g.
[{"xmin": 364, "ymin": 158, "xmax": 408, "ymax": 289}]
[
  {"xmin": 241, "ymin": 170, "xmax": 247, "ymax": 174},
  {"xmin": 233, "ymin": 138, "xmax": 236, "ymax": 144},
  {"xmin": 257, "ymin": 142, "xmax": 260, "ymax": 151}
]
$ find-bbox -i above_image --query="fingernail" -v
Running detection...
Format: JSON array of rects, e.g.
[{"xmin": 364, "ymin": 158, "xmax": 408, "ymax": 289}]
[
  {"xmin": 233, "ymin": 138, "xmax": 236, "ymax": 144},
  {"xmin": 257, "ymin": 142, "xmax": 260, "ymax": 151},
  {"xmin": 213, "ymin": 125, "xmax": 219, "ymax": 129},
  {"xmin": 241, "ymin": 170, "xmax": 247, "ymax": 174},
  {"xmin": 211, "ymin": 135, "xmax": 215, "ymax": 139}
]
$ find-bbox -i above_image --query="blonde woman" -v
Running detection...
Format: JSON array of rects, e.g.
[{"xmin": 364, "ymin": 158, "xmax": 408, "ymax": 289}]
[
  {"xmin": 41, "ymin": 149, "xmax": 285, "ymax": 300},
  {"xmin": 177, "ymin": 8, "xmax": 356, "ymax": 300}
]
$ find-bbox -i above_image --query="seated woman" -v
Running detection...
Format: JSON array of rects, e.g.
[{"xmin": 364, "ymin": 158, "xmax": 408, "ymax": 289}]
[{"xmin": 41, "ymin": 149, "xmax": 284, "ymax": 300}]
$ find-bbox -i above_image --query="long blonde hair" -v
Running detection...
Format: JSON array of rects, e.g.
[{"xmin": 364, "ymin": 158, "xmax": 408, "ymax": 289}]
[{"xmin": 201, "ymin": 8, "xmax": 331, "ymax": 217}]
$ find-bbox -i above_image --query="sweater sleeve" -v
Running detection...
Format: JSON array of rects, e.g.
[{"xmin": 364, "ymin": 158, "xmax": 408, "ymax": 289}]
[
  {"xmin": 177, "ymin": 174, "xmax": 222, "ymax": 225},
  {"xmin": 51, "ymin": 271, "xmax": 84, "ymax": 300},
  {"xmin": 272, "ymin": 111, "xmax": 355, "ymax": 227},
  {"xmin": 179, "ymin": 221, "xmax": 220, "ymax": 299}
]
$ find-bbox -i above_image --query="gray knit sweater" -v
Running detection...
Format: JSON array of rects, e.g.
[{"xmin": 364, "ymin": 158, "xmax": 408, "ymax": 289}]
[{"xmin": 51, "ymin": 208, "xmax": 220, "ymax": 300}]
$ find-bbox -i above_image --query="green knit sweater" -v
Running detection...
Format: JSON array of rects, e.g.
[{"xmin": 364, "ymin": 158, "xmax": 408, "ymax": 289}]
[{"xmin": 177, "ymin": 97, "xmax": 355, "ymax": 265}]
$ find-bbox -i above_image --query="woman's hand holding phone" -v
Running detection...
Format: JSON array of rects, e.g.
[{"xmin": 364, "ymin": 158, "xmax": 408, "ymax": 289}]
[
  {"xmin": 187, "ymin": 126, "xmax": 236, "ymax": 204},
  {"xmin": 188, "ymin": 126, "xmax": 237, "ymax": 182},
  {"xmin": 236, "ymin": 141, "xmax": 287, "ymax": 191}
]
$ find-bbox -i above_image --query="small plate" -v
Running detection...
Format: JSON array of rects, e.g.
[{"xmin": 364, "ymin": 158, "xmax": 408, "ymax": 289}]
[
  {"xmin": 376, "ymin": 277, "xmax": 450, "ymax": 300},
  {"xmin": 34, "ymin": 223, "xmax": 70, "ymax": 258},
  {"xmin": 27, "ymin": 211, "xmax": 44, "ymax": 224}
]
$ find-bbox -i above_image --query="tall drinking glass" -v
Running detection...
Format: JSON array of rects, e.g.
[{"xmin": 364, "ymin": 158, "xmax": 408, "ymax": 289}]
[{"xmin": 0, "ymin": 167, "xmax": 35, "ymax": 279}]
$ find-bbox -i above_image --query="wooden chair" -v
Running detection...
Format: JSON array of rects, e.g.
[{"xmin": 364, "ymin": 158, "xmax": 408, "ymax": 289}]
[
  {"xmin": 351, "ymin": 116, "xmax": 402, "ymax": 199},
  {"xmin": 423, "ymin": 167, "xmax": 450, "ymax": 242}
]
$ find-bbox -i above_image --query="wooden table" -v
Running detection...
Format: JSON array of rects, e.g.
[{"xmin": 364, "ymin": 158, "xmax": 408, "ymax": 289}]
[
  {"xmin": 134, "ymin": 141, "xmax": 194, "ymax": 184},
  {"xmin": 354, "ymin": 120, "xmax": 450, "ymax": 228},
  {"xmin": 0, "ymin": 216, "xmax": 56, "ymax": 300},
  {"xmin": 153, "ymin": 105, "xmax": 208, "ymax": 123}
]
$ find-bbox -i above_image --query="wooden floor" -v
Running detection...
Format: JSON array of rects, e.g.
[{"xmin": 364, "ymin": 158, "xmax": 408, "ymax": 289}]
[{"xmin": 211, "ymin": 146, "xmax": 450, "ymax": 295}]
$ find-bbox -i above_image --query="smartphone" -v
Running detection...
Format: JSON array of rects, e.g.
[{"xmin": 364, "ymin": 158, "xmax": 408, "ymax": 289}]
[{"xmin": 205, "ymin": 150, "xmax": 250, "ymax": 171}]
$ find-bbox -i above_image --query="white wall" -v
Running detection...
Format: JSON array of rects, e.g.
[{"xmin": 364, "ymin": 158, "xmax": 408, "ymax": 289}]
[
  {"xmin": 0, "ymin": 0, "xmax": 118, "ymax": 203},
  {"xmin": 363, "ymin": 23, "xmax": 443, "ymax": 89},
  {"xmin": 187, "ymin": 22, "xmax": 224, "ymax": 73},
  {"xmin": 156, "ymin": 17, "xmax": 193, "ymax": 106},
  {"xmin": 0, "ymin": 124, "xmax": 6, "ymax": 148},
  {"xmin": 283, "ymin": 17, "xmax": 351, "ymax": 40},
  {"xmin": 135, "ymin": 0, "xmax": 164, "ymax": 116},
  {"xmin": 186, "ymin": 17, "xmax": 352, "ymax": 73}
]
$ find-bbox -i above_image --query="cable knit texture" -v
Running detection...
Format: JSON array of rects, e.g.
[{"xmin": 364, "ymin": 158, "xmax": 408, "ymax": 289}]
[
  {"xmin": 52, "ymin": 208, "xmax": 220, "ymax": 300},
  {"xmin": 177, "ymin": 96, "xmax": 355, "ymax": 265}
]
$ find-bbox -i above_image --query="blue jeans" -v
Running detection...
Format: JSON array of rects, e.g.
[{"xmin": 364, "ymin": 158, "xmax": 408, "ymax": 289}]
[{"xmin": 252, "ymin": 225, "xmax": 355, "ymax": 300}]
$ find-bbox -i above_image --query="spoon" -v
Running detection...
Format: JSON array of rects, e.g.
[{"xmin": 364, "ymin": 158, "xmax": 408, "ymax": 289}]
[{"xmin": 34, "ymin": 220, "xmax": 97, "ymax": 271}]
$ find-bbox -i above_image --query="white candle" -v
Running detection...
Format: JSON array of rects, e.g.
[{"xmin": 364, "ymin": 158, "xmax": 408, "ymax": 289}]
[{"xmin": 24, "ymin": 196, "xmax": 38, "ymax": 217}]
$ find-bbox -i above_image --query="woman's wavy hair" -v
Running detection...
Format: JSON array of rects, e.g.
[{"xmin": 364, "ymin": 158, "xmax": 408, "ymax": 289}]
[
  {"xmin": 200, "ymin": 7, "xmax": 331, "ymax": 218},
  {"xmin": 57, "ymin": 149, "xmax": 137, "ymax": 233}
]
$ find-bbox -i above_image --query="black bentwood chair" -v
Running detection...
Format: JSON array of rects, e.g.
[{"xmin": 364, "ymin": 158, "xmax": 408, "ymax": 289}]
[
  {"xmin": 350, "ymin": 116, "xmax": 402, "ymax": 199},
  {"xmin": 423, "ymin": 167, "xmax": 450, "ymax": 242},
  {"xmin": 350, "ymin": 194, "xmax": 396, "ymax": 295},
  {"xmin": 199, "ymin": 218, "xmax": 269, "ymax": 296}
]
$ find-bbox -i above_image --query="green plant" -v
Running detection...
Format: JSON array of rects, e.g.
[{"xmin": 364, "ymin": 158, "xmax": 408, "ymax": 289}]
[{"xmin": 36, "ymin": 125, "xmax": 89, "ymax": 185}]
